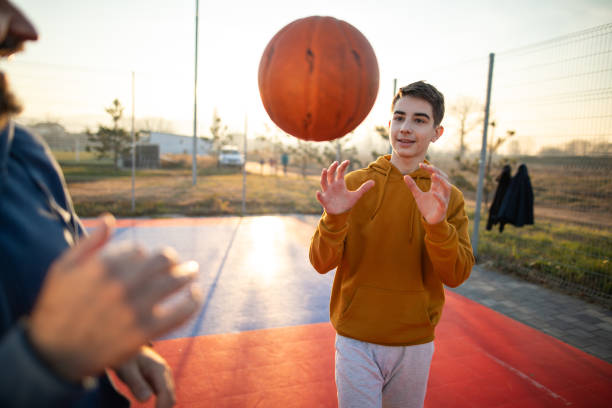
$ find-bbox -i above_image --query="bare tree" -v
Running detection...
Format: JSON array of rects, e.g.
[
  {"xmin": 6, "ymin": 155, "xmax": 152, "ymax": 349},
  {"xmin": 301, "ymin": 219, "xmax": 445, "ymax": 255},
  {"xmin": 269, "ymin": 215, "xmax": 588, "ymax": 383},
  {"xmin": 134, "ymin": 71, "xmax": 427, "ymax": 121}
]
[
  {"xmin": 290, "ymin": 140, "xmax": 323, "ymax": 177},
  {"xmin": 210, "ymin": 109, "xmax": 229, "ymax": 153},
  {"xmin": 370, "ymin": 125, "xmax": 390, "ymax": 159},
  {"xmin": 449, "ymin": 97, "xmax": 482, "ymax": 166},
  {"xmin": 322, "ymin": 133, "xmax": 363, "ymax": 170}
]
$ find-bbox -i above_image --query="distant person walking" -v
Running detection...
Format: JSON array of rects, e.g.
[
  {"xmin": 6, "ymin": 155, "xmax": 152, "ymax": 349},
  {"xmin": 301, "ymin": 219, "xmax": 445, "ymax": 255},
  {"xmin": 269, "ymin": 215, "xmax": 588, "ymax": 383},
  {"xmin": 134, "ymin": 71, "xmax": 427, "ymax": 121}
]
[{"xmin": 281, "ymin": 153, "xmax": 289, "ymax": 175}]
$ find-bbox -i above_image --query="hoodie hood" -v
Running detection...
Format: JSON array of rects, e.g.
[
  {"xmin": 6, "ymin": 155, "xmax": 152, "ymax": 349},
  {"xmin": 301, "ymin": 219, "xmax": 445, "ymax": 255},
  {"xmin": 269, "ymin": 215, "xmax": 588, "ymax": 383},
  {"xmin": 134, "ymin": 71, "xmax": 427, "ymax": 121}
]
[{"xmin": 366, "ymin": 155, "xmax": 432, "ymax": 225}]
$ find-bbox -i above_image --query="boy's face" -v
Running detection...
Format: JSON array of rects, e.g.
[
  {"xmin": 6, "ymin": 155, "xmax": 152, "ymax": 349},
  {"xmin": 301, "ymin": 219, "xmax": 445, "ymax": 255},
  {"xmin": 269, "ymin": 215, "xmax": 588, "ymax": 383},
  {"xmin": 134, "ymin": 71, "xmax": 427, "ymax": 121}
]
[{"xmin": 389, "ymin": 96, "xmax": 443, "ymax": 163}]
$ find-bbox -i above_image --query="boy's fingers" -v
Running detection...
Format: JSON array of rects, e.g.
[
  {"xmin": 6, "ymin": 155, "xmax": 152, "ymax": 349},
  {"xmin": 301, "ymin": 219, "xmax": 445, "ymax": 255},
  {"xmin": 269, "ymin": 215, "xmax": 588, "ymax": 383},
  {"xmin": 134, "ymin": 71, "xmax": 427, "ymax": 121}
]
[
  {"xmin": 403, "ymin": 175, "xmax": 423, "ymax": 198},
  {"xmin": 432, "ymin": 174, "xmax": 451, "ymax": 194},
  {"xmin": 433, "ymin": 192, "xmax": 449, "ymax": 210},
  {"xmin": 354, "ymin": 180, "xmax": 375, "ymax": 198},
  {"xmin": 61, "ymin": 214, "xmax": 114, "ymax": 267},
  {"xmin": 327, "ymin": 161, "xmax": 339, "ymax": 185},
  {"xmin": 336, "ymin": 160, "xmax": 350, "ymax": 182},
  {"xmin": 420, "ymin": 163, "xmax": 449, "ymax": 180},
  {"xmin": 320, "ymin": 169, "xmax": 328, "ymax": 191},
  {"xmin": 316, "ymin": 191, "xmax": 325, "ymax": 207}
]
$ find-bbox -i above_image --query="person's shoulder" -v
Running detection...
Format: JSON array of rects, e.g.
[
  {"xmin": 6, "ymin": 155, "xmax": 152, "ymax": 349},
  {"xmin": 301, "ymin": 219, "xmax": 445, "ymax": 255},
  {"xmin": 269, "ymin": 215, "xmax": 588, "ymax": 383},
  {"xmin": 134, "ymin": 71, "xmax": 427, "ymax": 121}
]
[
  {"xmin": 13, "ymin": 124, "xmax": 47, "ymax": 151},
  {"xmin": 448, "ymin": 183, "xmax": 467, "ymax": 209}
]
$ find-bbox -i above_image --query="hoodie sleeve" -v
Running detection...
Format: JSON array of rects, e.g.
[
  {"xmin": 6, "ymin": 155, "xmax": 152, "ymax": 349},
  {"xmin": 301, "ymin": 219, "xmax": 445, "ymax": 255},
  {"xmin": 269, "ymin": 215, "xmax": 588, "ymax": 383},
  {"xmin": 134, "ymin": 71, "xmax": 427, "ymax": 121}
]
[
  {"xmin": 309, "ymin": 211, "xmax": 350, "ymax": 274},
  {"xmin": 421, "ymin": 188, "xmax": 474, "ymax": 287}
]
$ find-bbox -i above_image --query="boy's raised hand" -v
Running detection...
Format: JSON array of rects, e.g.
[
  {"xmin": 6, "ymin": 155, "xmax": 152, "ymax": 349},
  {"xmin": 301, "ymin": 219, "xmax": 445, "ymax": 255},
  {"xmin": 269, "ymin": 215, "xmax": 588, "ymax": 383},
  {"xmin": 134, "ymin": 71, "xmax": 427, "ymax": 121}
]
[
  {"xmin": 316, "ymin": 160, "xmax": 375, "ymax": 215},
  {"xmin": 404, "ymin": 163, "xmax": 451, "ymax": 225}
]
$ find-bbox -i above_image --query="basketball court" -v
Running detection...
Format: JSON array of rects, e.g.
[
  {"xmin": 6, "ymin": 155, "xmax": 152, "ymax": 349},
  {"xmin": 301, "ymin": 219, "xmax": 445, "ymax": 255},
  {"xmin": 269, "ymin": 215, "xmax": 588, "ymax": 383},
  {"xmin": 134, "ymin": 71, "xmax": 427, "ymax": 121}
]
[{"xmin": 84, "ymin": 216, "xmax": 612, "ymax": 407}]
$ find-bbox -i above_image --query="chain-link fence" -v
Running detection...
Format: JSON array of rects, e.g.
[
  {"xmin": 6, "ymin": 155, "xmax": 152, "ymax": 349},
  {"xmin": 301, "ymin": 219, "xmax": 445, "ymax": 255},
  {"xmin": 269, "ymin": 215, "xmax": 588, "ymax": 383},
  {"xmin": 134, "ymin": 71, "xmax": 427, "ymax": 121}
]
[
  {"xmin": 478, "ymin": 24, "xmax": 612, "ymax": 306},
  {"xmin": 5, "ymin": 23, "xmax": 611, "ymax": 306}
]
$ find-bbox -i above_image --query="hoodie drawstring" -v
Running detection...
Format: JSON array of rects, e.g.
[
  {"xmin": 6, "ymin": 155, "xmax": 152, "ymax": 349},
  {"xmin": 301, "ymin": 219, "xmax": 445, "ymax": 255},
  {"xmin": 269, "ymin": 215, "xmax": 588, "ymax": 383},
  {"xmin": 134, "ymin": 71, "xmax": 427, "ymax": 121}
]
[{"xmin": 370, "ymin": 165, "xmax": 392, "ymax": 220}]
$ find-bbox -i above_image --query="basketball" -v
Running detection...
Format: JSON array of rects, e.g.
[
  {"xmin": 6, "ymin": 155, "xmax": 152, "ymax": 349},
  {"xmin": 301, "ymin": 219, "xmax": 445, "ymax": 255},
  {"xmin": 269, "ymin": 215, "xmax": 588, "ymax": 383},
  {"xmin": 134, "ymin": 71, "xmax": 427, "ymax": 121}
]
[{"xmin": 258, "ymin": 16, "xmax": 379, "ymax": 142}]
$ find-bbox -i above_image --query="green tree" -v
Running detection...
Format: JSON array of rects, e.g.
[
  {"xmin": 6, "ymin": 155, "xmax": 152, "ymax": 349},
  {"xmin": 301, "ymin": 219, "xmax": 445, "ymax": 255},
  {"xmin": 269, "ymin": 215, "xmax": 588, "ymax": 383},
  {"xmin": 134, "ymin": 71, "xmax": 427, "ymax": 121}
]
[{"xmin": 87, "ymin": 99, "xmax": 131, "ymax": 169}]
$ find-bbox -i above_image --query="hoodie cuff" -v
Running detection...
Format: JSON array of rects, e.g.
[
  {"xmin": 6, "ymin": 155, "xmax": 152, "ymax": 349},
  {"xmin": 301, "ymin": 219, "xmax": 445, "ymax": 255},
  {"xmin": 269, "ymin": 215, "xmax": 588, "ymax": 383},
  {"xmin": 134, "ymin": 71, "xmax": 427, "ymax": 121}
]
[
  {"xmin": 421, "ymin": 217, "xmax": 453, "ymax": 242},
  {"xmin": 321, "ymin": 211, "xmax": 350, "ymax": 232}
]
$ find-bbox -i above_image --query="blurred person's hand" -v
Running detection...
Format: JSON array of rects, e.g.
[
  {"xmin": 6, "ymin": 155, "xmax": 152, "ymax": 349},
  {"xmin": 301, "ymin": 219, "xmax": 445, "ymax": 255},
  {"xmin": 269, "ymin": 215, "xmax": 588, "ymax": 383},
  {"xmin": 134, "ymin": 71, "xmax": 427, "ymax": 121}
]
[
  {"xmin": 316, "ymin": 160, "xmax": 375, "ymax": 215},
  {"xmin": 27, "ymin": 214, "xmax": 202, "ymax": 382},
  {"xmin": 114, "ymin": 346, "xmax": 176, "ymax": 408}
]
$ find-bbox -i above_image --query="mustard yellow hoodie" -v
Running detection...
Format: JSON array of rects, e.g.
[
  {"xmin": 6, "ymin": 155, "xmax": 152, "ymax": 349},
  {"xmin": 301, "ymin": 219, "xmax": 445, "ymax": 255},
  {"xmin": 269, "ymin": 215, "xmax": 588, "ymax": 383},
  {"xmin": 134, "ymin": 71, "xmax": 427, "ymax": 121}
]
[{"xmin": 309, "ymin": 156, "xmax": 474, "ymax": 346}]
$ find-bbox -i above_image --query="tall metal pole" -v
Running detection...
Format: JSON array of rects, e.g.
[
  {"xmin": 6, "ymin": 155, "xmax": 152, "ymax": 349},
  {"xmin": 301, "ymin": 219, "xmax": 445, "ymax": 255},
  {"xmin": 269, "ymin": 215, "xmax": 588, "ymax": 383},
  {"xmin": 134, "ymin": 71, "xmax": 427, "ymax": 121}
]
[
  {"xmin": 131, "ymin": 71, "xmax": 136, "ymax": 212},
  {"xmin": 192, "ymin": 0, "xmax": 199, "ymax": 186},
  {"xmin": 472, "ymin": 53, "xmax": 495, "ymax": 258},
  {"xmin": 389, "ymin": 78, "xmax": 397, "ymax": 155},
  {"xmin": 242, "ymin": 114, "xmax": 247, "ymax": 215}
]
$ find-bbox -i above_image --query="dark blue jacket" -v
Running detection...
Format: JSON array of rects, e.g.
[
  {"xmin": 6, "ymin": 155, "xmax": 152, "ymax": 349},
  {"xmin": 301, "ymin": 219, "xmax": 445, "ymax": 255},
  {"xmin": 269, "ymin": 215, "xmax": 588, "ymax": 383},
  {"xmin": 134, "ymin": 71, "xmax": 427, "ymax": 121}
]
[{"xmin": 0, "ymin": 122, "xmax": 129, "ymax": 407}]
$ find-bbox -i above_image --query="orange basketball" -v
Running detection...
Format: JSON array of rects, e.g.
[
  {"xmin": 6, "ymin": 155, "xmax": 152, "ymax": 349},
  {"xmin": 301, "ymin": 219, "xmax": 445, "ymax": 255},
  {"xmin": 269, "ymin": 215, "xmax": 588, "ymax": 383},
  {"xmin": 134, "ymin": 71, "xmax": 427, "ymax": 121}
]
[{"xmin": 258, "ymin": 16, "xmax": 379, "ymax": 142}]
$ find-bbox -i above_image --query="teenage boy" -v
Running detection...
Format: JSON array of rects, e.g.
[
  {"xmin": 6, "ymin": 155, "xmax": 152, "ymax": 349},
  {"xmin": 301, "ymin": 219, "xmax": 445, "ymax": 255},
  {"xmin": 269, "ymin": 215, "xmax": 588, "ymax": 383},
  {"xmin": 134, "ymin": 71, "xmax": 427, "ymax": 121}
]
[{"xmin": 310, "ymin": 81, "xmax": 474, "ymax": 408}]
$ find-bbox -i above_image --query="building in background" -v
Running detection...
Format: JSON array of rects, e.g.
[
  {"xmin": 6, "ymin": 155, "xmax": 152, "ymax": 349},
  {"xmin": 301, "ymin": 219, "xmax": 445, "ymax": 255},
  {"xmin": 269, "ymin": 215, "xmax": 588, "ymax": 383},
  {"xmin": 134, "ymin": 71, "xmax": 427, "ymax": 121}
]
[{"xmin": 142, "ymin": 132, "xmax": 213, "ymax": 156}]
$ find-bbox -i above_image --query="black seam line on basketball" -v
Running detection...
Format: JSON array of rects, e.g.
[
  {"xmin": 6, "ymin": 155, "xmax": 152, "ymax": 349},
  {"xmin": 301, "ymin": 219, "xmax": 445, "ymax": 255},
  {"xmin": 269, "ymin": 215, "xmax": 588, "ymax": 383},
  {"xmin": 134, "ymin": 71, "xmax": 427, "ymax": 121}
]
[
  {"xmin": 306, "ymin": 48, "xmax": 314, "ymax": 74},
  {"xmin": 304, "ymin": 49, "xmax": 314, "ymax": 132},
  {"xmin": 352, "ymin": 50, "xmax": 362, "ymax": 68},
  {"xmin": 304, "ymin": 16, "xmax": 322, "ymax": 139},
  {"xmin": 336, "ymin": 19, "xmax": 362, "ymax": 136}
]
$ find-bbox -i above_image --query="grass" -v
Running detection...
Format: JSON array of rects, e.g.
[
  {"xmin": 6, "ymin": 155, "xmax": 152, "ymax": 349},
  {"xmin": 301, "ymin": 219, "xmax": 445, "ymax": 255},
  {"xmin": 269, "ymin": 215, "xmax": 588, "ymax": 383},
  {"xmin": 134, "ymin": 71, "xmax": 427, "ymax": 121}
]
[{"xmin": 470, "ymin": 206, "xmax": 612, "ymax": 300}]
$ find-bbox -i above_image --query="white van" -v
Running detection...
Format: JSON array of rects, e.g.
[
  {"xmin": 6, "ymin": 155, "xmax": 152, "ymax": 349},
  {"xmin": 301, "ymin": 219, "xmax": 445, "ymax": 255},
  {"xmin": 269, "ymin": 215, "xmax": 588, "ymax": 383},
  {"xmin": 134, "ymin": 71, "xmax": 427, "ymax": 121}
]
[{"xmin": 218, "ymin": 146, "xmax": 244, "ymax": 166}]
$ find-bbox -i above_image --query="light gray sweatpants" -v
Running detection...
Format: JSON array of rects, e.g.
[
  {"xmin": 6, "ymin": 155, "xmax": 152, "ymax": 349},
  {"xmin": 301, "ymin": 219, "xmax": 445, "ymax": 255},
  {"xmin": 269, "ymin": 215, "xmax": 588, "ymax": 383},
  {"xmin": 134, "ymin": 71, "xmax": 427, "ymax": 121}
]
[{"xmin": 335, "ymin": 334, "xmax": 434, "ymax": 408}]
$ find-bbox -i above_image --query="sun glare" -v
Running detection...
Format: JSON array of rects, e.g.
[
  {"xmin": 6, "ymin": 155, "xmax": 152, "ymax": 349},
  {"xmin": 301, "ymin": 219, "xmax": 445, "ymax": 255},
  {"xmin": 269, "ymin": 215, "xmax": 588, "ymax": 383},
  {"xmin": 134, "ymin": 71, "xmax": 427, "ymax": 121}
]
[{"xmin": 243, "ymin": 216, "xmax": 286, "ymax": 286}]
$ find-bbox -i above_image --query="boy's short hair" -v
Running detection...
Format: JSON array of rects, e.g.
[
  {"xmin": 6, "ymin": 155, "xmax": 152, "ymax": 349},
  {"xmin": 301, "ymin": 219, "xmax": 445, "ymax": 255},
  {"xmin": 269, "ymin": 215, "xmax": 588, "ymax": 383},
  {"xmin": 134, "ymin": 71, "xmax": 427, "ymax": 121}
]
[{"xmin": 391, "ymin": 81, "xmax": 445, "ymax": 127}]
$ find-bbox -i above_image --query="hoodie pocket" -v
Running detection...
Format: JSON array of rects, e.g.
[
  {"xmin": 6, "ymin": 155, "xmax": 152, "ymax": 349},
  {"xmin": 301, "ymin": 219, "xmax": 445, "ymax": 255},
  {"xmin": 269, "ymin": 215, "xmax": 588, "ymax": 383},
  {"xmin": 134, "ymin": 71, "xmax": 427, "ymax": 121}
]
[{"xmin": 337, "ymin": 286, "xmax": 433, "ymax": 344}]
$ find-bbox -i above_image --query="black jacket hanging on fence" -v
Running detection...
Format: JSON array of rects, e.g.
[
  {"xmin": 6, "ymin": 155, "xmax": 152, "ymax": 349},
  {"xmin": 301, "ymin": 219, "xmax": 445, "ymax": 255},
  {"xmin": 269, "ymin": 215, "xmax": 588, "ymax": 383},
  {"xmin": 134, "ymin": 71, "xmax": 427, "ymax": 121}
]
[
  {"xmin": 486, "ymin": 165, "xmax": 512, "ymax": 232},
  {"xmin": 494, "ymin": 164, "xmax": 534, "ymax": 232}
]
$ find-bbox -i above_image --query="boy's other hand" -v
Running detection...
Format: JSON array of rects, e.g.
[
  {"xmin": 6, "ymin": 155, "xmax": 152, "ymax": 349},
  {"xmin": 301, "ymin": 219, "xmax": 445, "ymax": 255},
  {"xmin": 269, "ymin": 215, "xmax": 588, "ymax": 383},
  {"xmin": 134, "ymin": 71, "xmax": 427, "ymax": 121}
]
[
  {"xmin": 404, "ymin": 163, "xmax": 451, "ymax": 224},
  {"xmin": 316, "ymin": 160, "xmax": 374, "ymax": 215}
]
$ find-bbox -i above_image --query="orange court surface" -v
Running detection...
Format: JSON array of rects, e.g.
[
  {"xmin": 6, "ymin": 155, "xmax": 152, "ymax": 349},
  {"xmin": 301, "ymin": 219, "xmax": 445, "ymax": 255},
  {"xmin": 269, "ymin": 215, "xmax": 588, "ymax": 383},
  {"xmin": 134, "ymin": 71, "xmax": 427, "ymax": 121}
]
[{"xmin": 83, "ymin": 216, "xmax": 612, "ymax": 408}]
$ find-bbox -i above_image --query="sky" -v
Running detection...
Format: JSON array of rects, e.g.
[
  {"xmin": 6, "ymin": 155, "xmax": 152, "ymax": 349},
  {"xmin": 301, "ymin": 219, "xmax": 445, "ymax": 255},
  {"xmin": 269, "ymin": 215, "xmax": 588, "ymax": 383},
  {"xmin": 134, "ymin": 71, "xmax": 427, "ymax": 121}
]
[{"xmin": 2, "ymin": 0, "xmax": 612, "ymax": 153}]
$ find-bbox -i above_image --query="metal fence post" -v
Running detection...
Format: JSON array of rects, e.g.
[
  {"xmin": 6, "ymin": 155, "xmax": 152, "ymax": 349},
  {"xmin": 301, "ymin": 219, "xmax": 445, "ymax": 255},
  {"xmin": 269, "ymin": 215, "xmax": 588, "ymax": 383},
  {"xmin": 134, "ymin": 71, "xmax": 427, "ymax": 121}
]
[
  {"xmin": 242, "ymin": 115, "xmax": 247, "ymax": 216},
  {"xmin": 472, "ymin": 52, "xmax": 495, "ymax": 258}
]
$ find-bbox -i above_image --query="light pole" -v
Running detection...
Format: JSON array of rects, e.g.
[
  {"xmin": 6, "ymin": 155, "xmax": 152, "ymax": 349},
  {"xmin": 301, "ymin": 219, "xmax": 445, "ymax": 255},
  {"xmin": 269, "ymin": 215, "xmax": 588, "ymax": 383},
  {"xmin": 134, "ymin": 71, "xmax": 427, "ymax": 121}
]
[{"xmin": 192, "ymin": 0, "xmax": 199, "ymax": 185}]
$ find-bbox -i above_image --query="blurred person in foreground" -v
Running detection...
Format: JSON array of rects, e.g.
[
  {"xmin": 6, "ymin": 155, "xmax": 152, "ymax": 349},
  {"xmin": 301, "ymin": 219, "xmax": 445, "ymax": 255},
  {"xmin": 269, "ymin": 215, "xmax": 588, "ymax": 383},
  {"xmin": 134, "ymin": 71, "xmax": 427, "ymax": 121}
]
[{"xmin": 0, "ymin": 1, "xmax": 202, "ymax": 406}]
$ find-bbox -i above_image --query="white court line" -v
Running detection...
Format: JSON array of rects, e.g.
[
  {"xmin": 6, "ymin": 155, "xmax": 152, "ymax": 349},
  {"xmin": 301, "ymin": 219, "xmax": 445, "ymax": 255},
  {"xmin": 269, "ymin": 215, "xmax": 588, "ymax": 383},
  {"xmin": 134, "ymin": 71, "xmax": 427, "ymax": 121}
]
[{"xmin": 483, "ymin": 351, "xmax": 573, "ymax": 406}]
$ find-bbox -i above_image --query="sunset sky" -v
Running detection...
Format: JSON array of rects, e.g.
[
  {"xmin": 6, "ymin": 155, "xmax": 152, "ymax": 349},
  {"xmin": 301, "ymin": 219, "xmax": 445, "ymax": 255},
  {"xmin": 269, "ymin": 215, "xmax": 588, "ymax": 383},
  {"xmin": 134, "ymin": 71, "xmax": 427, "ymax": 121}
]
[{"xmin": 3, "ymin": 0, "xmax": 611, "ymax": 153}]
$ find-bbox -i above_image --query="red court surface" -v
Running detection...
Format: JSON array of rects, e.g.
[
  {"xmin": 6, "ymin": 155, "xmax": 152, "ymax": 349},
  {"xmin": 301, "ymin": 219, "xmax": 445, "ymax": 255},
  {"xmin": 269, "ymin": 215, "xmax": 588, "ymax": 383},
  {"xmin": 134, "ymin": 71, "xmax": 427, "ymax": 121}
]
[
  {"xmin": 119, "ymin": 291, "xmax": 612, "ymax": 408},
  {"xmin": 89, "ymin": 216, "xmax": 611, "ymax": 407}
]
